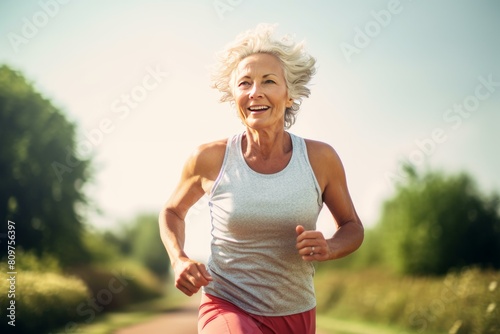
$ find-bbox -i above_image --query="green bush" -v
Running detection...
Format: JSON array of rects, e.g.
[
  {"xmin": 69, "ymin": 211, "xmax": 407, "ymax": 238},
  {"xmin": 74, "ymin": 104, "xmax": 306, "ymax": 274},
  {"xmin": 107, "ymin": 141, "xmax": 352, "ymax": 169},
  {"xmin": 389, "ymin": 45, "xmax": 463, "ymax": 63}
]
[
  {"xmin": 0, "ymin": 271, "xmax": 89, "ymax": 334},
  {"xmin": 377, "ymin": 167, "xmax": 500, "ymax": 275},
  {"xmin": 317, "ymin": 227, "xmax": 385, "ymax": 271},
  {"xmin": 315, "ymin": 267, "xmax": 500, "ymax": 333},
  {"xmin": 67, "ymin": 259, "xmax": 165, "ymax": 312},
  {"xmin": 83, "ymin": 213, "xmax": 171, "ymax": 279},
  {"xmin": 7, "ymin": 250, "xmax": 62, "ymax": 273},
  {"xmin": 82, "ymin": 228, "xmax": 123, "ymax": 265},
  {"xmin": 0, "ymin": 65, "xmax": 92, "ymax": 266},
  {"xmin": 106, "ymin": 213, "xmax": 171, "ymax": 278},
  {"xmin": 0, "ymin": 248, "xmax": 164, "ymax": 333},
  {"xmin": 129, "ymin": 213, "xmax": 170, "ymax": 278}
]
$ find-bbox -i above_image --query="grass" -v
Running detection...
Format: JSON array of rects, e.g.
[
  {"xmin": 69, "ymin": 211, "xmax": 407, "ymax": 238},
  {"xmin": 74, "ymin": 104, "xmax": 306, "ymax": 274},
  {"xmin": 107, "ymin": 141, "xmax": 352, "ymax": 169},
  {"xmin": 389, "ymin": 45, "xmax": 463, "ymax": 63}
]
[
  {"xmin": 71, "ymin": 291, "xmax": 414, "ymax": 334},
  {"xmin": 316, "ymin": 314, "xmax": 443, "ymax": 334},
  {"xmin": 50, "ymin": 282, "xmax": 188, "ymax": 334},
  {"xmin": 71, "ymin": 284, "xmax": 437, "ymax": 334},
  {"xmin": 314, "ymin": 267, "xmax": 500, "ymax": 334},
  {"xmin": 0, "ymin": 270, "xmax": 89, "ymax": 334},
  {"xmin": 317, "ymin": 315, "xmax": 402, "ymax": 334},
  {"xmin": 52, "ymin": 267, "xmax": 500, "ymax": 334}
]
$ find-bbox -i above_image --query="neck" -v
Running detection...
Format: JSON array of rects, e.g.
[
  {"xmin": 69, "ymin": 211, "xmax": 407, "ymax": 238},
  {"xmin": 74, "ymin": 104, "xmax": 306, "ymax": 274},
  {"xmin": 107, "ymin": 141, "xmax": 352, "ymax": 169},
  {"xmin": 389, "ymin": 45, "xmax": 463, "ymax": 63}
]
[{"xmin": 243, "ymin": 127, "xmax": 291, "ymax": 160}]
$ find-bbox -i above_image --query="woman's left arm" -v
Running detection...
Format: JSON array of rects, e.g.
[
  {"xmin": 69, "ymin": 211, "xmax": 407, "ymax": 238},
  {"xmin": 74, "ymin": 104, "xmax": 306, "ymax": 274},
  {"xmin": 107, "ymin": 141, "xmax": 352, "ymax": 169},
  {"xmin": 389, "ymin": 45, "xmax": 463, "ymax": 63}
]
[{"xmin": 297, "ymin": 140, "xmax": 364, "ymax": 261}]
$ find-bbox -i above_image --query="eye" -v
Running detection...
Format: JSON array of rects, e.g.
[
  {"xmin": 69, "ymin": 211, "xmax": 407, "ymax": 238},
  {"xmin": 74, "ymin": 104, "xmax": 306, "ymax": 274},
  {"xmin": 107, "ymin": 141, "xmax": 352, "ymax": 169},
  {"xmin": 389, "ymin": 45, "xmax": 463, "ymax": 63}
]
[
  {"xmin": 264, "ymin": 79, "xmax": 276, "ymax": 84},
  {"xmin": 238, "ymin": 81, "xmax": 251, "ymax": 87}
]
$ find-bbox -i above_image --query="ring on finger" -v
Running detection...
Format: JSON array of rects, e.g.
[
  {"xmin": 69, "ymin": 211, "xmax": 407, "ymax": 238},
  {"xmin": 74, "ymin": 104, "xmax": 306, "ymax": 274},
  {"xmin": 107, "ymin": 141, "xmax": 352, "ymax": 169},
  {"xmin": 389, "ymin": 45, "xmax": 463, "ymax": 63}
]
[{"xmin": 310, "ymin": 246, "xmax": 315, "ymax": 256}]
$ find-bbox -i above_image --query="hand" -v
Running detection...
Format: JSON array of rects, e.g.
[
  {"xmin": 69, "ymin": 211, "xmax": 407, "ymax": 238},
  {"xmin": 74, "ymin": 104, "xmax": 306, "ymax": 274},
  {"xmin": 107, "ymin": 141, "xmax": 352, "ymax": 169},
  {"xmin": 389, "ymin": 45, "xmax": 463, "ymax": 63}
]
[
  {"xmin": 173, "ymin": 257, "xmax": 213, "ymax": 296},
  {"xmin": 296, "ymin": 225, "xmax": 330, "ymax": 262}
]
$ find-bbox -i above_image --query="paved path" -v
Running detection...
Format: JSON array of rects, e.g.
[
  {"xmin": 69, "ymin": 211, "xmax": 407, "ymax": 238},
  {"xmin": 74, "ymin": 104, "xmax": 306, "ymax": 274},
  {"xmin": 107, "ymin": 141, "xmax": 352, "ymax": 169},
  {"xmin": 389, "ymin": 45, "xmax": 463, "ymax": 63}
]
[{"xmin": 114, "ymin": 293, "xmax": 330, "ymax": 334}]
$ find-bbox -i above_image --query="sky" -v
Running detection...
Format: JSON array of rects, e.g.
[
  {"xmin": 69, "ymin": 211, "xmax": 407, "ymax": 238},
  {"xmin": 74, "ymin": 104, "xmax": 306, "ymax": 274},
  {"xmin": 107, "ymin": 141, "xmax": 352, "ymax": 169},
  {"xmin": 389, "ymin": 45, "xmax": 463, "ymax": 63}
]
[{"xmin": 1, "ymin": 0, "xmax": 499, "ymax": 260}]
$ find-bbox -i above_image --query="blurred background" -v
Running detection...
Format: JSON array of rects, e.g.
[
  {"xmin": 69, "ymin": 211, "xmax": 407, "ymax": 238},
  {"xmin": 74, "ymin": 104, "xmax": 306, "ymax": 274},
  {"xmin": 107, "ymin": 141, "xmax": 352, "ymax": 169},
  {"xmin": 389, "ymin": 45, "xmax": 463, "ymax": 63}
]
[{"xmin": 0, "ymin": 1, "xmax": 499, "ymax": 333}]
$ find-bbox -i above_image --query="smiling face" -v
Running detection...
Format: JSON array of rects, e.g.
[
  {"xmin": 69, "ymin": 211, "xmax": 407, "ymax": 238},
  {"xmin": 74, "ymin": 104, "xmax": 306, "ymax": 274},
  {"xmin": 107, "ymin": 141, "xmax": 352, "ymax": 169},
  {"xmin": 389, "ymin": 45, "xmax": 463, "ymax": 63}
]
[{"xmin": 233, "ymin": 53, "xmax": 293, "ymax": 130}]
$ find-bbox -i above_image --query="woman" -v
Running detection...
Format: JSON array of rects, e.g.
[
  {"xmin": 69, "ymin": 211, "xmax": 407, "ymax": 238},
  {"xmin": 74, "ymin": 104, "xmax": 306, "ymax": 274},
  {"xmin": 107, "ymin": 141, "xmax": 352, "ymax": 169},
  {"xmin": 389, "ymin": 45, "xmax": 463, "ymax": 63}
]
[{"xmin": 159, "ymin": 24, "xmax": 364, "ymax": 334}]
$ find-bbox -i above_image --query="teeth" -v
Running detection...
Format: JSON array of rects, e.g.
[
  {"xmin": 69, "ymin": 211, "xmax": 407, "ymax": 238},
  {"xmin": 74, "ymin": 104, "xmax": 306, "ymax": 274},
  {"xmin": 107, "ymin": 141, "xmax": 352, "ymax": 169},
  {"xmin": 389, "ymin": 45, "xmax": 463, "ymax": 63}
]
[{"xmin": 249, "ymin": 106, "xmax": 269, "ymax": 111}]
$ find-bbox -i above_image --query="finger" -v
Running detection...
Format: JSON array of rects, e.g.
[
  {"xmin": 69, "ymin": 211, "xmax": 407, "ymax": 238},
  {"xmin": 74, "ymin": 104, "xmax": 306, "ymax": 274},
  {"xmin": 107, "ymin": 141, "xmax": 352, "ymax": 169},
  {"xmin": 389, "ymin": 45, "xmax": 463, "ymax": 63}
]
[
  {"xmin": 296, "ymin": 225, "xmax": 309, "ymax": 244},
  {"xmin": 176, "ymin": 279, "xmax": 198, "ymax": 296},
  {"xmin": 179, "ymin": 266, "xmax": 203, "ymax": 288},
  {"xmin": 186, "ymin": 263, "xmax": 213, "ymax": 288},
  {"xmin": 183, "ymin": 275, "xmax": 201, "ymax": 292},
  {"xmin": 304, "ymin": 246, "xmax": 322, "ymax": 258},
  {"xmin": 179, "ymin": 284, "xmax": 193, "ymax": 296},
  {"xmin": 190, "ymin": 266, "xmax": 210, "ymax": 287},
  {"xmin": 308, "ymin": 245, "xmax": 316, "ymax": 255},
  {"xmin": 197, "ymin": 263, "xmax": 213, "ymax": 282},
  {"xmin": 296, "ymin": 225, "xmax": 305, "ymax": 236},
  {"xmin": 311, "ymin": 245, "xmax": 324, "ymax": 256},
  {"xmin": 301, "ymin": 252, "xmax": 315, "ymax": 261},
  {"xmin": 297, "ymin": 244, "xmax": 311, "ymax": 256}
]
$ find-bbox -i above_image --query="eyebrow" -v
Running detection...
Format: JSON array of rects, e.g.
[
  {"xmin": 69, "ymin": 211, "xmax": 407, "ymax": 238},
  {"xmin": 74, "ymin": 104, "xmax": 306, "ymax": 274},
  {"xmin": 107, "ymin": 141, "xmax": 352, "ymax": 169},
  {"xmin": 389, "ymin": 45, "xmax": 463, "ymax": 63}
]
[{"xmin": 237, "ymin": 73, "xmax": 278, "ymax": 81}]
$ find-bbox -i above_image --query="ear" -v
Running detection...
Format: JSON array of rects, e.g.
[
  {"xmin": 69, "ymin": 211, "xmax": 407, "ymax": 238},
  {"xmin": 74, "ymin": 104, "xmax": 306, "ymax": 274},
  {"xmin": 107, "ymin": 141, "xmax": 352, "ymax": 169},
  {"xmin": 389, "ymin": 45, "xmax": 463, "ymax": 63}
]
[{"xmin": 286, "ymin": 97, "xmax": 294, "ymax": 108}]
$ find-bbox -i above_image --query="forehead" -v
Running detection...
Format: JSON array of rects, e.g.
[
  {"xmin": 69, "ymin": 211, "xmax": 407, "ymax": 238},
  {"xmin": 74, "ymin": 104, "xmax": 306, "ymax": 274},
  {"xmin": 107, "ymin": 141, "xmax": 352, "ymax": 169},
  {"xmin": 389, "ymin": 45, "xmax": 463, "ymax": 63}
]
[{"xmin": 236, "ymin": 53, "xmax": 284, "ymax": 77}]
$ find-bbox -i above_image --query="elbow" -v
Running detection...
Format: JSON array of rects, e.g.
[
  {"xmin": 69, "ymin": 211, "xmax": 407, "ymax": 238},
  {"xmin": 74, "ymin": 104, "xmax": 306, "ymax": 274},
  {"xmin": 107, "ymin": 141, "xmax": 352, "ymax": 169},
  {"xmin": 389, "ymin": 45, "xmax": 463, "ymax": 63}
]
[
  {"xmin": 158, "ymin": 204, "xmax": 168, "ymax": 225},
  {"xmin": 355, "ymin": 219, "xmax": 364, "ymax": 250},
  {"xmin": 159, "ymin": 205, "xmax": 186, "ymax": 229}
]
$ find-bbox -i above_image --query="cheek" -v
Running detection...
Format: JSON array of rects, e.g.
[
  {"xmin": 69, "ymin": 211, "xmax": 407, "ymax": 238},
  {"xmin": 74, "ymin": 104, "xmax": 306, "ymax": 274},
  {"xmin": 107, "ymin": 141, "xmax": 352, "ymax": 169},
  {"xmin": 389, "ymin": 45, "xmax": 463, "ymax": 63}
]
[
  {"xmin": 234, "ymin": 98, "xmax": 248, "ymax": 120},
  {"xmin": 235, "ymin": 97, "xmax": 247, "ymax": 116},
  {"xmin": 237, "ymin": 105, "xmax": 246, "ymax": 117},
  {"xmin": 234, "ymin": 88, "xmax": 246, "ymax": 104},
  {"xmin": 276, "ymin": 86, "xmax": 289, "ymax": 100}
]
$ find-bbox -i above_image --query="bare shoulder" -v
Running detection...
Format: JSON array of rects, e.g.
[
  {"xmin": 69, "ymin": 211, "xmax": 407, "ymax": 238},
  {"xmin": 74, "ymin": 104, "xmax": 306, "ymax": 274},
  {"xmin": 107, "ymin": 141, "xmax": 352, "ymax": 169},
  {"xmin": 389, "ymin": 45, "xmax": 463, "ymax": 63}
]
[
  {"xmin": 186, "ymin": 138, "xmax": 228, "ymax": 192},
  {"xmin": 304, "ymin": 138, "xmax": 345, "ymax": 191},
  {"xmin": 191, "ymin": 138, "xmax": 227, "ymax": 161},
  {"xmin": 304, "ymin": 138, "xmax": 343, "ymax": 166}
]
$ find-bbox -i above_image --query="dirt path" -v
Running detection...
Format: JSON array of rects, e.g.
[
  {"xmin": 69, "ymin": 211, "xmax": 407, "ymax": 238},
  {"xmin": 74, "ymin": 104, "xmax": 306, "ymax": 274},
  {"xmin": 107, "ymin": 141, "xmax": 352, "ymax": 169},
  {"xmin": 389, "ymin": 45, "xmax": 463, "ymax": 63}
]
[
  {"xmin": 114, "ymin": 293, "xmax": 330, "ymax": 334},
  {"xmin": 114, "ymin": 294, "xmax": 200, "ymax": 334}
]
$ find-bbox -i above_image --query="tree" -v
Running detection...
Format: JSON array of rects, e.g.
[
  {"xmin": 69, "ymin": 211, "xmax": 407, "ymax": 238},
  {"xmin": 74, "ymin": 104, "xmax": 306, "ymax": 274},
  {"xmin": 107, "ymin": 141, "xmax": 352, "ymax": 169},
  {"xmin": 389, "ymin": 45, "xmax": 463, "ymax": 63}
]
[
  {"xmin": 128, "ymin": 213, "xmax": 170, "ymax": 278},
  {"xmin": 101, "ymin": 213, "xmax": 170, "ymax": 278},
  {"xmin": 377, "ymin": 164, "xmax": 500, "ymax": 275},
  {"xmin": 0, "ymin": 65, "xmax": 91, "ymax": 265}
]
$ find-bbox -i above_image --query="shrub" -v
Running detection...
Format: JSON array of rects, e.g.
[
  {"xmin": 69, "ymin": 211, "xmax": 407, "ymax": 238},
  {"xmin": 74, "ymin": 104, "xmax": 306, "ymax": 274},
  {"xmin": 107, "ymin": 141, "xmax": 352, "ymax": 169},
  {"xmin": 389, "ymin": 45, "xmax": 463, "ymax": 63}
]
[
  {"xmin": 377, "ymin": 167, "xmax": 500, "ymax": 275},
  {"xmin": 67, "ymin": 259, "xmax": 165, "ymax": 312},
  {"xmin": 0, "ymin": 271, "xmax": 89, "ymax": 333},
  {"xmin": 9, "ymin": 250, "xmax": 61, "ymax": 273},
  {"xmin": 315, "ymin": 267, "xmax": 500, "ymax": 333},
  {"xmin": 82, "ymin": 228, "xmax": 123, "ymax": 265}
]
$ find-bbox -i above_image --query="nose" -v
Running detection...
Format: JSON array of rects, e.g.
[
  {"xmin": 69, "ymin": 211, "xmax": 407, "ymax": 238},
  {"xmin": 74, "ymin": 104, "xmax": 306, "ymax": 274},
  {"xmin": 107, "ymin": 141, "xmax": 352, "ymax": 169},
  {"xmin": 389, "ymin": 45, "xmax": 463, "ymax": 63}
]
[{"xmin": 249, "ymin": 83, "xmax": 263, "ymax": 99}]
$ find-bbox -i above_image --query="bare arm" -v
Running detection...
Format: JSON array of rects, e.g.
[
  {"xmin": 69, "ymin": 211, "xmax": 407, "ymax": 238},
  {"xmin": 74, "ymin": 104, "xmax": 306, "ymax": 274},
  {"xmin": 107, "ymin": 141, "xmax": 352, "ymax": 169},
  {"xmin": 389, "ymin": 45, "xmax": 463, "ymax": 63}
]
[
  {"xmin": 297, "ymin": 140, "xmax": 364, "ymax": 261},
  {"xmin": 159, "ymin": 159, "xmax": 204, "ymax": 266},
  {"xmin": 158, "ymin": 140, "xmax": 225, "ymax": 295}
]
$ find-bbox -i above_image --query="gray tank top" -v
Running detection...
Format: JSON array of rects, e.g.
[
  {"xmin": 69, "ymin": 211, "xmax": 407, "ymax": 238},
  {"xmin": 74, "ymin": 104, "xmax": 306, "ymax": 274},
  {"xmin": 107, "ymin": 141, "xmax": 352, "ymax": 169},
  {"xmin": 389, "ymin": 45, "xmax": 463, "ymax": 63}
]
[{"xmin": 203, "ymin": 131, "xmax": 323, "ymax": 316}]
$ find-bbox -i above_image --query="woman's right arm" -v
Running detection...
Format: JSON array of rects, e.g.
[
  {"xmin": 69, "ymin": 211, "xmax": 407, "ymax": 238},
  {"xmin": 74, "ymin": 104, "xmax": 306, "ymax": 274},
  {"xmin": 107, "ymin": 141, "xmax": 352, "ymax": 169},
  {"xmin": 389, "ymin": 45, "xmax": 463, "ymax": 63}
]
[{"xmin": 158, "ymin": 141, "xmax": 225, "ymax": 296}]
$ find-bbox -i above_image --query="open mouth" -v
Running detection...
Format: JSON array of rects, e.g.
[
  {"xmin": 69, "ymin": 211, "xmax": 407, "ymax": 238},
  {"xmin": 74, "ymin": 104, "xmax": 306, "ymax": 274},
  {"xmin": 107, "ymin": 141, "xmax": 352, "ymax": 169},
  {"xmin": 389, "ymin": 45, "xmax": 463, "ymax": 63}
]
[{"xmin": 248, "ymin": 105, "xmax": 270, "ymax": 113}]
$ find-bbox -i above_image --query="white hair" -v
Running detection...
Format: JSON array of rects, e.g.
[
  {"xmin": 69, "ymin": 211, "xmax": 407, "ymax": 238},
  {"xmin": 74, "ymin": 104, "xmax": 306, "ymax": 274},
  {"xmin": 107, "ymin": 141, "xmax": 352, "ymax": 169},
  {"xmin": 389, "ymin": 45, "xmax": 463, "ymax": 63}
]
[{"xmin": 211, "ymin": 24, "xmax": 316, "ymax": 129}]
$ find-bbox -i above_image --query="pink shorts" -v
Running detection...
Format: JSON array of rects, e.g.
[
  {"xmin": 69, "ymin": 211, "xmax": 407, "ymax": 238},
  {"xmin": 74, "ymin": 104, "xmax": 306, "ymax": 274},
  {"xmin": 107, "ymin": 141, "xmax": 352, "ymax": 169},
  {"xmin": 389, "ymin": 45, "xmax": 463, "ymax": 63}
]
[{"xmin": 198, "ymin": 293, "xmax": 316, "ymax": 334}]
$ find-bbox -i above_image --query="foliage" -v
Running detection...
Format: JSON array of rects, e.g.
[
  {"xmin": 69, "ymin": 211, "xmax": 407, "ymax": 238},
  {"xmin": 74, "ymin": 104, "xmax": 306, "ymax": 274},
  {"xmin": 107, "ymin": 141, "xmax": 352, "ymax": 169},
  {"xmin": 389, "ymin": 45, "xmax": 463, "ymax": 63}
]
[
  {"xmin": 377, "ymin": 165, "xmax": 500, "ymax": 275},
  {"xmin": 68, "ymin": 259, "xmax": 165, "ymax": 312},
  {"xmin": 82, "ymin": 228, "xmax": 123, "ymax": 264},
  {"xmin": 103, "ymin": 213, "xmax": 170, "ymax": 278},
  {"xmin": 0, "ymin": 66, "xmax": 169, "ymax": 333},
  {"xmin": 2, "ymin": 249, "xmax": 62, "ymax": 273},
  {"xmin": 129, "ymin": 213, "xmax": 170, "ymax": 278},
  {"xmin": 69, "ymin": 226, "xmax": 166, "ymax": 311},
  {"xmin": 317, "ymin": 227, "xmax": 385, "ymax": 271},
  {"xmin": 0, "ymin": 271, "xmax": 89, "ymax": 334},
  {"xmin": 315, "ymin": 267, "xmax": 500, "ymax": 334},
  {"xmin": 0, "ymin": 249, "xmax": 165, "ymax": 333},
  {"xmin": 0, "ymin": 64, "xmax": 92, "ymax": 265}
]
